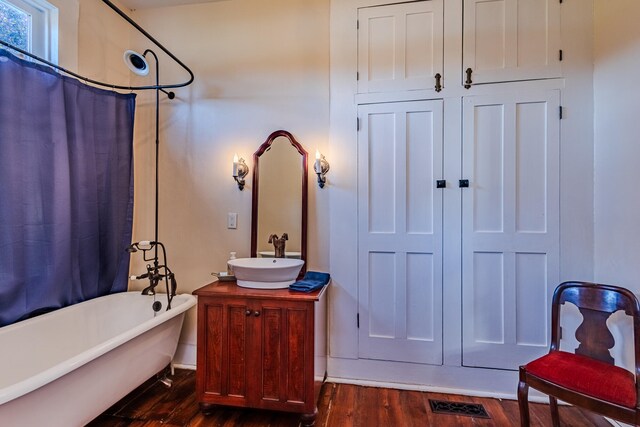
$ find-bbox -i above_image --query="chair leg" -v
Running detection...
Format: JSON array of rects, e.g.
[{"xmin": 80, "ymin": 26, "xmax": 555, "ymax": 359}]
[
  {"xmin": 549, "ymin": 396, "xmax": 560, "ymax": 427},
  {"xmin": 517, "ymin": 380, "xmax": 531, "ymax": 427}
]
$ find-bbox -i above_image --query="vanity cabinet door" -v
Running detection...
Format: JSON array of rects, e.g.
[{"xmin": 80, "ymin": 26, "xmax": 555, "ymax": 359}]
[
  {"xmin": 253, "ymin": 299, "xmax": 315, "ymax": 412},
  {"xmin": 197, "ymin": 297, "xmax": 252, "ymax": 406}
]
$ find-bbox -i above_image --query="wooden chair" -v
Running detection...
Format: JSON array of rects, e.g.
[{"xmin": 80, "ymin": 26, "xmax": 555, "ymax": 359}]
[{"xmin": 518, "ymin": 281, "xmax": 640, "ymax": 426}]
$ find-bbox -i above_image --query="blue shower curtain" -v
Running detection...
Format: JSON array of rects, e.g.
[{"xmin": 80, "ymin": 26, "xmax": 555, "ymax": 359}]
[{"xmin": 0, "ymin": 49, "xmax": 136, "ymax": 327}]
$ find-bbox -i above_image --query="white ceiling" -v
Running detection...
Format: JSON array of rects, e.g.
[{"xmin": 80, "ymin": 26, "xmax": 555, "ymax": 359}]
[{"xmin": 118, "ymin": 0, "xmax": 230, "ymax": 11}]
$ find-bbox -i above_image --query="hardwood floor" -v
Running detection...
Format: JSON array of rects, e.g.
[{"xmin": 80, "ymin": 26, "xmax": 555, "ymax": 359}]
[{"xmin": 88, "ymin": 369, "xmax": 611, "ymax": 427}]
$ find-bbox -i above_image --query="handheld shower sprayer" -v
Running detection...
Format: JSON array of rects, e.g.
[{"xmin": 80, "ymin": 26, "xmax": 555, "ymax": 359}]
[
  {"xmin": 126, "ymin": 240, "xmax": 154, "ymax": 253},
  {"xmin": 127, "ymin": 240, "xmax": 177, "ymax": 311}
]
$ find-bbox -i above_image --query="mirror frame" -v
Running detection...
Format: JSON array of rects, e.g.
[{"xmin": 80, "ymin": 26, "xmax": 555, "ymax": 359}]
[{"xmin": 250, "ymin": 130, "xmax": 308, "ymax": 269}]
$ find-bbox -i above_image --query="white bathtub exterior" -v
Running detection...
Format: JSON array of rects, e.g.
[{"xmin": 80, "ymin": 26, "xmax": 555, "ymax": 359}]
[{"xmin": 0, "ymin": 292, "xmax": 196, "ymax": 426}]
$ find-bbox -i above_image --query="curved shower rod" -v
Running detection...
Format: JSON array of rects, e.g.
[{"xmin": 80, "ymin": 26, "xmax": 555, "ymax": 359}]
[{"xmin": 0, "ymin": 0, "xmax": 194, "ymax": 92}]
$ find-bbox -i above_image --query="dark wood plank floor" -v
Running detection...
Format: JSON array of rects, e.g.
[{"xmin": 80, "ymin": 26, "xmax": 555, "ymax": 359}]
[{"xmin": 87, "ymin": 369, "xmax": 611, "ymax": 427}]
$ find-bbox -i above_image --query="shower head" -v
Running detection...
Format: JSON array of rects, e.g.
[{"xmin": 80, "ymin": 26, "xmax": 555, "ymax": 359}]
[{"xmin": 123, "ymin": 50, "xmax": 149, "ymax": 76}]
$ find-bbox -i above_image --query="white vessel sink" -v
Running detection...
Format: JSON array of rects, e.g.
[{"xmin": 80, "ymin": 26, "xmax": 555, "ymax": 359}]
[{"xmin": 228, "ymin": 257, "xmax": 304, "ymax": 289}]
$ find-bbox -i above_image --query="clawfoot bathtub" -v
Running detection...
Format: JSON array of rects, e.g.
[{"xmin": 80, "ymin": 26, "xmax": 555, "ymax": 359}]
[{"xmin": 0, "ymin": 292, "xmax": 196, "ymax": 426}]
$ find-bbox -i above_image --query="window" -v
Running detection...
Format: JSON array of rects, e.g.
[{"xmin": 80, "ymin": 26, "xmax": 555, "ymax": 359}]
[{"xmin": 0, "ymin": 0, "xmax": 58, "ymax": 62}]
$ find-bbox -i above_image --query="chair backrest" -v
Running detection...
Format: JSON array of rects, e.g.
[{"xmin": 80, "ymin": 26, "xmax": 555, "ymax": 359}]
[{"xmin": 551, "ymin": 281, "xmax": 640, "ymax": 372}]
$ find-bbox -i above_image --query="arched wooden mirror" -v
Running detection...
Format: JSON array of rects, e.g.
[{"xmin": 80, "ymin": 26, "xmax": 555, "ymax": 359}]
[{"xmin": 251, "ymin": 130, "xmax": 307, "ymax": 272}]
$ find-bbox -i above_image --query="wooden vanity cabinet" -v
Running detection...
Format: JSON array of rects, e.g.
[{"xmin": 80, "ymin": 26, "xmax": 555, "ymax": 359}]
[{"xmin": 193, "ymin": 282, "xmax": 327, "ymax": 426}]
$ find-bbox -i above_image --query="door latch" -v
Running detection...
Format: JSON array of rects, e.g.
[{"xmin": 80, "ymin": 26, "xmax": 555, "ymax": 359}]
[{"xmin": 464, "ymin": 68, "xmax": 473, "ymax": 89}]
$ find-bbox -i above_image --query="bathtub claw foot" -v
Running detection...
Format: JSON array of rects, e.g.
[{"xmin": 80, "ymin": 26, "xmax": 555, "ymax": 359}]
[{"xmin": 158, "ymin": 376, "xmax": 173, "ymax": 388}]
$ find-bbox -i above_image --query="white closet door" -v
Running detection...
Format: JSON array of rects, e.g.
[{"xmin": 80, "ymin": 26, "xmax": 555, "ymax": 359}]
[
  {"xmin": 462, "ymin": 90, "xmax": 560, "ymax": 370},
  {"xmin": 358, "ymin": 0, "xmax": 443, "ymax": 94},
  {"xmin": 357, "ymin": 100, "xmax": 443, "ymax": 365},
  {"xmin": 463, "ymin": 0, "xmax": 561, "ymax": 85}
]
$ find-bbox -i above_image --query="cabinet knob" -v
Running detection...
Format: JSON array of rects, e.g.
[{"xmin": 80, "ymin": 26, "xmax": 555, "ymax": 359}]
[
  {"xmin": 253, "ymin": 311, "xmax": 261, "ymax": 317},
  {"xmin": 245, "ymin": 309, "xmax": 252, "ymax": 316}
]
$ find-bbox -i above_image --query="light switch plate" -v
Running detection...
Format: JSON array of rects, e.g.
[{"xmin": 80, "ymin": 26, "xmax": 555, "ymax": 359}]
[{"xmin": 227, "ymin": 212, "xmax": 238, "ymax": 229}]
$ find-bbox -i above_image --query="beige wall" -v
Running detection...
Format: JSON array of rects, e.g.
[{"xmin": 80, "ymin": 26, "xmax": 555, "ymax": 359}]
[
  {"xmin": 77, "ymin": 0, "xmax": 131, "ymax": 84},
  {"xmin": 594, "ymin": 0, "xmax": 640, "ymax": 290},
  {"xmin": 128, "ymin": 0, "xmax": 331, "ymax": 365},
  {"xmin": 593, "ymin": 0, "xmax": 640, "ymax": 380},
  {"xmin": 52, "ymin": 0, "xmax": 130, "ymax": 82},
  {"xmin": 48, "ymin": 0, "xmax": 78, "ymax": 70}
]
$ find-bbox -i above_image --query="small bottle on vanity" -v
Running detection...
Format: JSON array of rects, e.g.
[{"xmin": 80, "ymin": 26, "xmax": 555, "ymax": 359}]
[{"xmin": 227, "ymin": 252, "xmax": 236, "ymax": 275}]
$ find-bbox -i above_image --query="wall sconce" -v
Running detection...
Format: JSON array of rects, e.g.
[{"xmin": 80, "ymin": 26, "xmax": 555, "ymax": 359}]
[
  {"xmin": 314, "ymin": 149, "xmax": 330, "ymax": 189},
  {"xmin": 232, "ymin": 153, "xmax": 249, "ymax": 190}
]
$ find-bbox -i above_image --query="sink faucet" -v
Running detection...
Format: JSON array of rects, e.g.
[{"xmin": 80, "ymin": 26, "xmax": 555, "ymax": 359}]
[{"xmin": 268, "ymin": 233, "xmax": 288, "ymax": 258}]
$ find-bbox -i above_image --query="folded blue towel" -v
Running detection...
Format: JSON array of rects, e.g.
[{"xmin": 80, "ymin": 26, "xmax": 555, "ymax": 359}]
[{"xmin": 289, "ymin": 271, "xmax": 330, "ymax": 293}]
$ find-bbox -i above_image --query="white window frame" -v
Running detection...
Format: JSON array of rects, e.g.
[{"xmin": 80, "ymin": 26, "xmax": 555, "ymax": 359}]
[{"xmin": 1, "ymin": 0, "xmax": 58, "ymax": 63}]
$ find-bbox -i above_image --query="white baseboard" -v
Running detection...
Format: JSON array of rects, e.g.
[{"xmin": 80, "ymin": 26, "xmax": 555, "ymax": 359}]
[
  {"xmin": 326, "ymin": 375, "xmax": 553, "ymax": 404},
  {"xmin": 173, "ymin": 363, "xmax": 196, "ymax": 371},
  {"xmin": 327, "ymin": 356, "xmax": 551, "ymax": 403},
  {"xmin": 173, "ymin": 343, "xmax": 196, "ymax": 367}
]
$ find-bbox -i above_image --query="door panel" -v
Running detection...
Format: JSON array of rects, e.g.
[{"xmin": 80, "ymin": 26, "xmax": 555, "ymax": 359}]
[
  {"xmin": 368, "ymin": 252, "xmax": 396, "ymax": 339},
  {"xmin": 260, "ymin": 306, "xmax": 282, "ymax": 402},
  {"xmin": 368, "ymin": 112, "xmax": 396, "ymax": 233},
  {"xmin": 473, "ymin": 104, "xmax": 505, "ymax": 232},
  {"xmin": 358, "ymin": 0, "xmax": 443, "ymax": 94},
  {"xmin": 227, "ymin": 304, "xmax": 250, "ymax": 399},
  {"xmin": 515, "ymin": 253, "xmax": 548, "ymax": 346},
  {"xmin": 406, "ymin": 252, "xmax": 436, "ymax": 341},
  {"xmin": 462, "ymin": 90, "xmax": 560, "ymax": 370},
  {"xmin": 358, "ymin": 100, "xmax": 443, "ymax": 365},
  {"xmin": 202, "ymin": 303, "xmax": 224, "ymax": 395},
  {"xmin": 463, "ymin": 0, "xmax": 561, "ymax": 85},
  {"xmin": 284, "ymin": 307, "xmax": 307, "ymax": 404}
]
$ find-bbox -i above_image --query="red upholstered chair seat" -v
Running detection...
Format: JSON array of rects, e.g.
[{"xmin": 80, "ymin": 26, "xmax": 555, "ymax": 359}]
[
  {"xmin": 518, "ymin": 282, "xmax": 640, "ymax": 426},
  {"xmin": 525, "ymin": 350, "xmax": 636, "ymax": 408}
]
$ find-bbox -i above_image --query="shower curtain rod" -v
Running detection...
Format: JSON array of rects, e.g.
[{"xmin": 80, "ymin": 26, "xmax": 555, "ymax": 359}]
[{"xmin": 0, "ymin": 0, "xmax": 194, "ymax": 92}]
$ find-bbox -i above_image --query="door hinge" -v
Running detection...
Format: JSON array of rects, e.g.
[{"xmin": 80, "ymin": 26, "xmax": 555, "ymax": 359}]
[
  {"xmin": 357, "ymin": 117, "xmax": 360, "ymax": 131},
  {"xmin": 357, "ymin": 20, "xmax": 359, "ymax": 30},
  {"xmin": 559, "ymin": 49, "xmax": 563, "ymax": 61},
  {"xmin": 357, "ymin": 313, "xmax": 360, "ymax": 328},
  {"xmin": 356, "ymin": 71, "xmax": 359, "ymax": 81},
  {"xmin": 559, "ymin": 106, "xmax": 563, "ymax": 119}
]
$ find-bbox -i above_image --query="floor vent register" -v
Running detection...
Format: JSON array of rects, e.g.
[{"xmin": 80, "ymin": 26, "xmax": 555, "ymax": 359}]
[{"xmin": 428, "ymin": 399, "xmax": 490, "ymax": 418}]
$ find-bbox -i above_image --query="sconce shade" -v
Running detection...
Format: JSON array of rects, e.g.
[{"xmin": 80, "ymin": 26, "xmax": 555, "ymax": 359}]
[
  {"xmin": 313, "ymin": 150, "xmax": 330, "ymax": 189},
  {"xmin": 233, "ymin": 155, "xmax": 249, "ymax": 190},
  {"xmin": 123, "ymin": 50, "xmax": 149, "ymax": 76}
]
